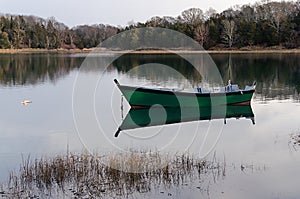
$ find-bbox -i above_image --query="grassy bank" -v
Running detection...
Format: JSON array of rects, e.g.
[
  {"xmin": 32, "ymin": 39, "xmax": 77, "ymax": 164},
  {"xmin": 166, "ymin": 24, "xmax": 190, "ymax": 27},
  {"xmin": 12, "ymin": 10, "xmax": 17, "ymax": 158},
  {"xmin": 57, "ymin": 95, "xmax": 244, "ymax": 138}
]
[
  {"xmin": 0, "ymin": 48, "xmax": 93, "ymax": 54},
  {"xmin": 1, "ymin": 48, "xmax": 300, "ymax": 54}
]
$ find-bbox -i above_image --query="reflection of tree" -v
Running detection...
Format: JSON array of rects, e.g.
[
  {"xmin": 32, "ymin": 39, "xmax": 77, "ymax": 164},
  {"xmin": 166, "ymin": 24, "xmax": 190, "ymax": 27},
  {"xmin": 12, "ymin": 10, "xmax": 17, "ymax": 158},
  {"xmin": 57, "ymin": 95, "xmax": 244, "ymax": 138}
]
[
  {"xmin": 1, "ymin": 53, "xmax": 299, "ymax": 101},
  {"xmin": 0, "ymin": 54, "xmax": 84, "ymax": 86},
  {"xmin": 111, "ymin": 53, "xmax": 202, "ymax": 85},
  {"xmin": 112, "ymin": 53, "xmax": 300, "ymax": 100},
  {"xmin": 211, "ymin": 53, "xmax": 300, "ymax": 100},
  {"xmin": 221, "ymin": 53, "xmax": 233, "ymax": 83}
]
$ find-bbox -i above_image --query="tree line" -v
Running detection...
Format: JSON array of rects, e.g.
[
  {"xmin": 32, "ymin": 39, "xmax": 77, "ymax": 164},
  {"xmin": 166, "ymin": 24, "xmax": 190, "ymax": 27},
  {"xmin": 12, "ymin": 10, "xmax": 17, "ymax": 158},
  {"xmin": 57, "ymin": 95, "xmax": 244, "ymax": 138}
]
[
  {"xmin": 1, "ymin": 0, "xmax": 300, "ymax": 50},
  {"xmin": 0, "ymin": 15, "xmax": 118, "ymax": 49}
]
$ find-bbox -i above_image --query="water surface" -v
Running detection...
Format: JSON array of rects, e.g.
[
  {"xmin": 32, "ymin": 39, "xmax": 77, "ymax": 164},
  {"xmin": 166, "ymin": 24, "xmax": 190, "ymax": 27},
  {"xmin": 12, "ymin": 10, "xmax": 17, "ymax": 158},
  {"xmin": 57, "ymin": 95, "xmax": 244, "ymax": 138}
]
[{"xmin": 0, "ymin": 53, "xmax": 300, "ymax": 198}]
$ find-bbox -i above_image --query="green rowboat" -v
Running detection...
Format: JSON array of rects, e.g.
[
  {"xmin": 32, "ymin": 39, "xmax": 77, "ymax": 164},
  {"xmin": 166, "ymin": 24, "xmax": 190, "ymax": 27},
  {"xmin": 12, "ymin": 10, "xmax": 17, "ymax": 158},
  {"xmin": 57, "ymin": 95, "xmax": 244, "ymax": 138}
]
[{"xmin": 114, "ymin": 79, "xmax": 256, "ymax": 108}]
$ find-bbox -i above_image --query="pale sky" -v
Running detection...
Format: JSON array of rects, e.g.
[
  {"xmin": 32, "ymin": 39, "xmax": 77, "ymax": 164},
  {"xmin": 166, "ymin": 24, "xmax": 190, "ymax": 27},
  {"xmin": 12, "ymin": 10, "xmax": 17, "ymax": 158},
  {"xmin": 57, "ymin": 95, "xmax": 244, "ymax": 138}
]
[{"xmin": 0, "ymin": 0, "xmax": 269, "ymax": 27}]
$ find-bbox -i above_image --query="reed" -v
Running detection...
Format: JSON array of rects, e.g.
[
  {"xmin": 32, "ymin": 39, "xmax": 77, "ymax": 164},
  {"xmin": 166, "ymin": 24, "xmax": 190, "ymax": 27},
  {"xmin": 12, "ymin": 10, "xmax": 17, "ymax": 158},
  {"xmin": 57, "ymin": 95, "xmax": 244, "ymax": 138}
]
[{"xmin": 0, "ymin": 150, "xmax": 225, "ymax": 198}]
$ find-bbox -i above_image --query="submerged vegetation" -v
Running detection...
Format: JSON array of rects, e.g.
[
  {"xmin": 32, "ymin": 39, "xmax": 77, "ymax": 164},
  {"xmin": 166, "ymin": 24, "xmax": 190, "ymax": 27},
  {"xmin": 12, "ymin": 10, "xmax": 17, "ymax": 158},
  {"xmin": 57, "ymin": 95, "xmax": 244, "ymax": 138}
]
[
  {"xmin": 1, "ymin": 0, "xmax": 300, "ymax": 50},
  {"xmin": 0, "ymin": 151, "xmax": 227, "ymax": 198}
]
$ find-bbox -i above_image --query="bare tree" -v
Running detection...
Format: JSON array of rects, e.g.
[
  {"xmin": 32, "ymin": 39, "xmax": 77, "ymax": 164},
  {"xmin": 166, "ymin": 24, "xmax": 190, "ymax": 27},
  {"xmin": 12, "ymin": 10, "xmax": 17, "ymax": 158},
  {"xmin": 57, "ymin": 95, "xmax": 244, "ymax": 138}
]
[
  {"xmin": 255, "ymin": 1, "xmax": 297, "ymax": 33},
  {"xmin": 181, "ymin": 8, "xmax": 204, "ymax": 26},
  {"xmin": 104, "ymin": 25, "xmax": 118, "ymax": 39},
  {"xmin": 147, "ymin": 16, "xmax": 162, "ymax": 27},
  {"xmin": 221, "ymin": 7, "xmax": 239, "ymax": 19},
  {"xmin": 204, "ymin": 7, "xmax": 217, "ymax": 20},
  {"xmin": 194, "ymin": 23, "xmax": 209, "ymax": 46},
  {"xmin": 222, "ymin": 19, "xmax": 235, "ymax": 48},
  {"xmin": 240, "ymin": 5, "xmax": 255, "ymax": 22}
]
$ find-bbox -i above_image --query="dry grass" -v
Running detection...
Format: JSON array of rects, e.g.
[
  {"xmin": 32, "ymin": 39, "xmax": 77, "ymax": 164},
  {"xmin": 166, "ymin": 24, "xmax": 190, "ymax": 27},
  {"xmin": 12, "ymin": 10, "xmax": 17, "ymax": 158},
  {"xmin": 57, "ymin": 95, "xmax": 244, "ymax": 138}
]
[
  {"xmin": 1, "ymin": 48, "xmax": 300, "ymax": 55},
  {"xmin": 0, "ymin": 150, "xmax": 225, "ymax": 198},
  {"xmin": 0, "ymin": 48, "xmax": 92, "ymax": 54}
]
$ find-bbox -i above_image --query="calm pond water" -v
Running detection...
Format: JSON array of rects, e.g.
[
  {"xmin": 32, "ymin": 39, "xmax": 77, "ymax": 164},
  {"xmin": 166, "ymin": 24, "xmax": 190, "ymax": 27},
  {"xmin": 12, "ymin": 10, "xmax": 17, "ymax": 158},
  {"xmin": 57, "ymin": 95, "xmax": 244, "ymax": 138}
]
[{"xmin": 0, "ymin": 53, "xmax": 300, "ymax": 198}]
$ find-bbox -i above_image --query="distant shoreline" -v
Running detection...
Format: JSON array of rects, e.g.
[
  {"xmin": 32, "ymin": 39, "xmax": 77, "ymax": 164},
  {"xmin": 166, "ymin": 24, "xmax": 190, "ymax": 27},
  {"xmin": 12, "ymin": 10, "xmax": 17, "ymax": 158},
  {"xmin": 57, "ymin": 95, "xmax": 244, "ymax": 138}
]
[
  {"xmin": 0, "ymin": 48, "xmax": 92, "ymax": 54},
  {"xmin": 1, "ymin": 48, "xmax": 300, "ymax": 54}
]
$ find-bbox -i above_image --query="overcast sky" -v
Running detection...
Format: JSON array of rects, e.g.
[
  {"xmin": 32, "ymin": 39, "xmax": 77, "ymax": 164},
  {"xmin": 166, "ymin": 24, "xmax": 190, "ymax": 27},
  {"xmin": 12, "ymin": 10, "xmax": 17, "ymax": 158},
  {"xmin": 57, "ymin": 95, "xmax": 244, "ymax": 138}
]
[{"xmin": 1, "ymin": 0, "xmax": 270, "ymax": 27}]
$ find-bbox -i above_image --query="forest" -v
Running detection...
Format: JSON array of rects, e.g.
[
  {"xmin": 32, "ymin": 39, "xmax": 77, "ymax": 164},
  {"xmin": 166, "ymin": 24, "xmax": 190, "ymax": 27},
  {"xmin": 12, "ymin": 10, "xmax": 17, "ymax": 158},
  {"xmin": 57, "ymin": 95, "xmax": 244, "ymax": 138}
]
[{"xmin": 1, "ymin": 0, "xmax": 300, "ymax": 50}]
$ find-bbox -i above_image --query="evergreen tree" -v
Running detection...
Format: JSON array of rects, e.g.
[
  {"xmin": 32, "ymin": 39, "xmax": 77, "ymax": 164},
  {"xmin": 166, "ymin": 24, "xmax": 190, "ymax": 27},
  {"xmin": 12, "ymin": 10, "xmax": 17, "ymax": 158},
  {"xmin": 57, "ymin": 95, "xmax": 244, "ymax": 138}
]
[{"xmin": 0, "ymin": 31, "xmax": 10, "ymax": 48}]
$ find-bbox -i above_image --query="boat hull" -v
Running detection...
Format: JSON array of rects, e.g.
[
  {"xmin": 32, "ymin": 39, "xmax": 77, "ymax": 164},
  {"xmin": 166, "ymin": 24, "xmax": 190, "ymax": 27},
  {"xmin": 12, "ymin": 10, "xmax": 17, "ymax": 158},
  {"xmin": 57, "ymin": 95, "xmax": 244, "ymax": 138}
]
[{"xmin": 117, "ymin": 84, "xmax": 255, "ymax": 108}]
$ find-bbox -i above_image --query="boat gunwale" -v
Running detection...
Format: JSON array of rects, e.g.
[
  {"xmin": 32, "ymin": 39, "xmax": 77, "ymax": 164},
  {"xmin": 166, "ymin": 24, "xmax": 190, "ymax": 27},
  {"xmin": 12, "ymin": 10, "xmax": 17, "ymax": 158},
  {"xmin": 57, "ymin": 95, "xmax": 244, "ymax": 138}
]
[{"xmin": 117, "ymin": 84, "xmax": 255, "ymax": 97}]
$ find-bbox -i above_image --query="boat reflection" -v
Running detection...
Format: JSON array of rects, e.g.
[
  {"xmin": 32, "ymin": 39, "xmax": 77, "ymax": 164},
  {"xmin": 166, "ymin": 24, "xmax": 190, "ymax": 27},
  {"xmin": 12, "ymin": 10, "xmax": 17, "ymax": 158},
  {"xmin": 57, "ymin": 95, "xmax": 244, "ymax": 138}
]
[{"xmin": 115, "ymin": 105, "xmax": 255, "ymax": 137}]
